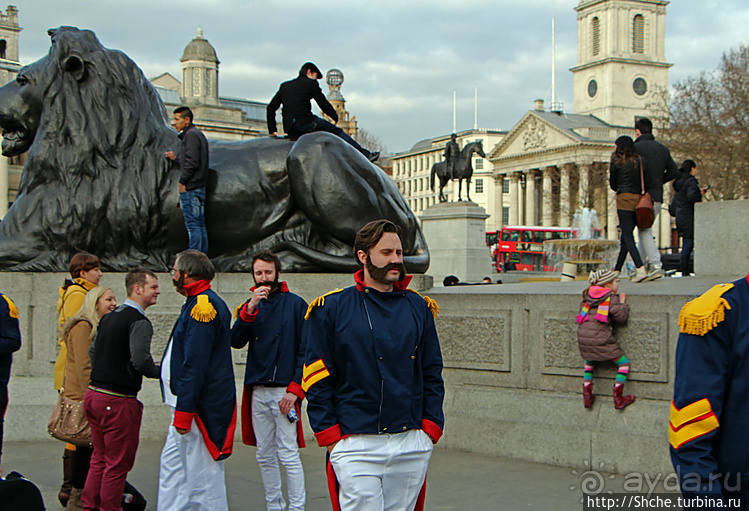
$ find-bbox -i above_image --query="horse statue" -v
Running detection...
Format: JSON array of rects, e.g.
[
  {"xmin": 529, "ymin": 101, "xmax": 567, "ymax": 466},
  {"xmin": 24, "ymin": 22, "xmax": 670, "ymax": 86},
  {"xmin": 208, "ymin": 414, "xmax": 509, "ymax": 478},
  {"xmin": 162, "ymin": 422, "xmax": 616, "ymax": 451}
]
[{"xmin": 429, "ymin": 141, "xmax": 486, "ymax": 202}]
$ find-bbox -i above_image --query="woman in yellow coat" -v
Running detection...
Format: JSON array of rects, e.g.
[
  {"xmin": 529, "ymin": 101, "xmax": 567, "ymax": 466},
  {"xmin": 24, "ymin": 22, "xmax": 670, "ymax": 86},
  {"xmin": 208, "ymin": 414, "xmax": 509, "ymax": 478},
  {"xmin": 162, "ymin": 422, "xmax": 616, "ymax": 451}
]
[{"xmin": 54, "ymin": 252, "xmax": 102, "ymax": 506}]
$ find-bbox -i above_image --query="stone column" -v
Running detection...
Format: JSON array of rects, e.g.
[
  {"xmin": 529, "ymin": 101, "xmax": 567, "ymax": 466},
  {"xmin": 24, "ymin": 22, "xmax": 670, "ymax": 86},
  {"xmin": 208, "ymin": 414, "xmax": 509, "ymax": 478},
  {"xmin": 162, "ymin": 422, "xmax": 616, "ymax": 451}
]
[
  {"xmin": 516, "ymin": 172, "xmax": 525, "ymax": 225},
  {"xmin": 0, "ymin": 156, "xmax": 8, "ymax": 218},
  {"xmin": 542, "ymin": 168, "xmax": 553, "ymax": 226},
  {"xmin": 578, "ymin": 163, "xmax": 590, "ymax": 211},
  {"xmin": 508, "ymin": 173, "xmax": 519, "ymax": 225},
  {"xmin": 559, "ymin": 164, "xmax": 571, "ymax": 227},
  {"xmin": 492, "ymin": 174, "xmax": 504, "ymax": 230},
  {"xmin": 658, "ymin": 186, "xmax": 670, "ymax": 251},
  {"xmin": 607, "ymin": 187, "xmax": 617, "ymax": 241},
  {"xmin": 525, "ymin": 170, "xmax": 536, "ymax": 226}
]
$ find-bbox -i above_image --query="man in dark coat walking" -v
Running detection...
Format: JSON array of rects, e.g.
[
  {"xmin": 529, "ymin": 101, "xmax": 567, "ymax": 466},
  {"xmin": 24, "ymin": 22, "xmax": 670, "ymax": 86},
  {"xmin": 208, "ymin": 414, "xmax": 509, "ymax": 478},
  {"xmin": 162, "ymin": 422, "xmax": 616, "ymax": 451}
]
[
  {"xmin": 267, "ymin": 62, "xmax": 379, "ymax": 162},
  {"xmin": 633, "ymin": 117, "xmax": 679, "ymax": 281}
]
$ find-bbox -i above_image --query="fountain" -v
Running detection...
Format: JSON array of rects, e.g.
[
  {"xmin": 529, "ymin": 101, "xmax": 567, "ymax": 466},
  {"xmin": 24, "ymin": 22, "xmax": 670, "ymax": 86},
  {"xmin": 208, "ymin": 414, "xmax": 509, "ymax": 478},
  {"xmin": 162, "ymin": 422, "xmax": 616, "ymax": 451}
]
[{"xmin": 543, "ymin": 208, "xmax": 619, "ymax": 281}]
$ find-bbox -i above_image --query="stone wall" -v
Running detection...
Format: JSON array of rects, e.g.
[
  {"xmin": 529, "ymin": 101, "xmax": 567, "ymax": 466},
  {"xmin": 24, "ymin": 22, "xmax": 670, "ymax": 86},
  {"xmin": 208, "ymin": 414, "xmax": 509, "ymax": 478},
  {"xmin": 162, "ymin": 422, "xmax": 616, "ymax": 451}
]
[
  {"xmin": 695, "ymin": 199, "xmax": 749, "ymax": 276},
  {"xmin": 429, "ymin": 284, "xmax": 690, "ymax": 475},
  {"xmin": 3, "ymin": 272, "xmax": 715, "ymax": 475}
]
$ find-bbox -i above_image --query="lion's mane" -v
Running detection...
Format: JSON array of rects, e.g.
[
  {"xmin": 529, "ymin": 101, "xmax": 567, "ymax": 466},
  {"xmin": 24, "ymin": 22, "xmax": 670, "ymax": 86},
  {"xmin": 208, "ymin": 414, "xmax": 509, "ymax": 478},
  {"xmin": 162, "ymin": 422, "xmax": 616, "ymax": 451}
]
[{"xmin": 5, "ymin": 27, "xmax": 178, "ymax": 270}]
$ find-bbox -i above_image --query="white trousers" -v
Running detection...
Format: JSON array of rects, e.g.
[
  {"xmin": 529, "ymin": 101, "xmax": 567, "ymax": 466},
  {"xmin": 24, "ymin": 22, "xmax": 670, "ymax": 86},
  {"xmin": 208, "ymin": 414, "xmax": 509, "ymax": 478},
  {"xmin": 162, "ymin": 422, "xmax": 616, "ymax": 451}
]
[
  {"xmin": 252, "ymin": 386, "xmax": 306, "ymax": 511},
  {"xmin": 157, "ymin": 411, "xmax": 228, "ymax": 511},
  {"xmin": 637, "ymin": 202, "xmax": 662, "ymax": 269},
  {"xmin": 329, "ymin": 430, "xmax": 434, "ymax": 511}
]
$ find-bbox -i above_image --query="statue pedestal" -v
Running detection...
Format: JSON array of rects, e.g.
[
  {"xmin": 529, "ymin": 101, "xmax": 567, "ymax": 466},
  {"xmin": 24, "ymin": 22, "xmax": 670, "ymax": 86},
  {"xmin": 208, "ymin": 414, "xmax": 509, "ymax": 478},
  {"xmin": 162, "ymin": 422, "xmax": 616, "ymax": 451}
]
[{"xmin": 420, "ymin": 201, "xmax": 492, "ymax": 284}]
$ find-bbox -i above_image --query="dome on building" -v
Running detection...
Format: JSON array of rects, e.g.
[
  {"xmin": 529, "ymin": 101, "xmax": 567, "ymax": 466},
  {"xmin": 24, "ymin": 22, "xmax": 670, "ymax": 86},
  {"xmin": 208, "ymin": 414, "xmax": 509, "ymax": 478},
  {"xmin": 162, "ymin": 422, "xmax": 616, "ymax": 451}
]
[
  {"xmin": 181, "ymin": 27, "xmax": 219, "ymax": 64},
  {"xmin": 411, "ymin": 139, "xmax": 433, "ymax": 152}
]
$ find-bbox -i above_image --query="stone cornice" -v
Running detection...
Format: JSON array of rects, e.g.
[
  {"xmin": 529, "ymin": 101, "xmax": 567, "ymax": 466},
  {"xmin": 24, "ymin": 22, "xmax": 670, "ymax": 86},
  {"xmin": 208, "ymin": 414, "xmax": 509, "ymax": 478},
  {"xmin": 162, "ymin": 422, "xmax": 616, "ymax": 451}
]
[{"xmin": 571, "ymin": 57, "xmax": 672, "ymax": 72}]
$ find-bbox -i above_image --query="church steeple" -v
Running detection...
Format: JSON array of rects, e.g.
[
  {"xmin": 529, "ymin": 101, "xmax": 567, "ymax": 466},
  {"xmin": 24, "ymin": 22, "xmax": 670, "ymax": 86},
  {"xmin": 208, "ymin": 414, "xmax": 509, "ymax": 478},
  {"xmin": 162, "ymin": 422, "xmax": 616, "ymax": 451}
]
[{"xmin": 571, "ymin": 0, "xmax": 671, "ymax": 127}]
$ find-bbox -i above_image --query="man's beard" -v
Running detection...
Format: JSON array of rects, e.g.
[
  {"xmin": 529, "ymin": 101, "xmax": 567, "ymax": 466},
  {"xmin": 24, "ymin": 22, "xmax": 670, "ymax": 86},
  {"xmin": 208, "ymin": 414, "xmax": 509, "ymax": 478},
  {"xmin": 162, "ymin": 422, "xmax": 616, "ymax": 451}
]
[
  {"xmin": 366, "ymin": 258, "xmax": 406, "ymax": 285},
  {"xmin": 172, "ymin": 273, "xmax": 186, "ymax": 294},
  {"xmin": 254, "ymin": 277, "xmax": 279, "ymax": 291}
]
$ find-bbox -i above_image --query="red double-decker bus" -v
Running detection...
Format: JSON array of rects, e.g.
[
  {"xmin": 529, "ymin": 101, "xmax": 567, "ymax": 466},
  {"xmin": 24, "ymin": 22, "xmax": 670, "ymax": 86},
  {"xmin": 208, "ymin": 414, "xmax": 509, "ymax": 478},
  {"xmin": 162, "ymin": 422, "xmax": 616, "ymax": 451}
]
[{"xmin": 487, "ymin": 226, "xmax": 573, "ymax": 272}]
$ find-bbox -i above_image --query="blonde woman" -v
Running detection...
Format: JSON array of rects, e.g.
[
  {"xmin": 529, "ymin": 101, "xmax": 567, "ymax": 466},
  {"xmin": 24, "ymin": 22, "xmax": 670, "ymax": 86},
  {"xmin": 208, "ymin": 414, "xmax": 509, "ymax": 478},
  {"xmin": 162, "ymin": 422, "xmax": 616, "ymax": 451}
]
[
  {"xmin": 54, "ymin": 252, "xmax": 101, "ymax": 506},
  {"xmin": 59, "ymin": 287, "xmax": 116, "ymax": 510}
]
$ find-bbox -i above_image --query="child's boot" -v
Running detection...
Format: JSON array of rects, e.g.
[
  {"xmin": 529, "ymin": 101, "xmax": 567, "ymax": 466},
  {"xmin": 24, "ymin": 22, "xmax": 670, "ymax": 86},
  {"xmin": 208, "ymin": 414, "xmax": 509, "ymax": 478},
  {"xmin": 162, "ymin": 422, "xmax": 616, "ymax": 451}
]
[
  {"xmin": 613, "ymin": 384, "xmax": 635, "ymax": 410},
  {"xmin": 583, "ymin": 383, "xmax": 595, "ymax": 408}
]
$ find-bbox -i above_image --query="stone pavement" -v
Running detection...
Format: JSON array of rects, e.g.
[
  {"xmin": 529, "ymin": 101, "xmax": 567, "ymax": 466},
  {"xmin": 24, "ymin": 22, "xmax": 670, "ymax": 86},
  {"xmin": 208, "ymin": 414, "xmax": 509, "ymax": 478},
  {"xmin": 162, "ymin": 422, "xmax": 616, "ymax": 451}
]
[{"xmin": 3, "ymin": 439, "xmax": 606, "ymax": 510}]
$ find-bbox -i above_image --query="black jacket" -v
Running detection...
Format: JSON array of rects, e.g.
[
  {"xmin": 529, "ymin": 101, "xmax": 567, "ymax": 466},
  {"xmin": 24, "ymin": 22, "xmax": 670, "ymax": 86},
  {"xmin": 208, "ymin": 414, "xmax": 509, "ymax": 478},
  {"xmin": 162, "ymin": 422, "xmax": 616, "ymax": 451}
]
[
  {"xmin": 609, "ymin": 157, "xmax": 645, "ymax": 195},
  {"xmin": 634, "ymin": 133, "xmax": 679, "ymax": 203},
  {"xmin": 267, "ymin": 75, "xmax": 338, "ymax": 135},
  {"xmin": 177, "ymin": 123, "xmax": 209, "ymax": 191},
  {"xmin": 672, "ymin": 173, "xmax": 702, "ymax": 238}
]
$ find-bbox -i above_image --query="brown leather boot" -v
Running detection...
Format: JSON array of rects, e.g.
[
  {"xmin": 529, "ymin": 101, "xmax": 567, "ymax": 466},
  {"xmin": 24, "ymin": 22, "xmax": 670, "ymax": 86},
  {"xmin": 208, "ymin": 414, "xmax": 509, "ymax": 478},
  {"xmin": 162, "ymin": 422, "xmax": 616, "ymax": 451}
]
[
  {"xmin": 583, "ymin": 383, "xmax": 595, "ymax": 408},
  {"xmin": 67, "ymin": 487, "xmax": 84, "ymax": 511},
  {"xmin": 613, "ymin": 384, "xmax": 635, "ymax": 410},
  {"xmin": 58, "ymin": 447, "xmax": 75, "ymax": 506}
]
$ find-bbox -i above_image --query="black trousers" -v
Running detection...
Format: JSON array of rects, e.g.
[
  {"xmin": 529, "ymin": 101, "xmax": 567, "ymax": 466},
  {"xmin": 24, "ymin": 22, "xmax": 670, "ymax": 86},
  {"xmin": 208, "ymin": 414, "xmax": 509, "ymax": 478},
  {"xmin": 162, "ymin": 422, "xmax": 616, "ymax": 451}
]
[
  {"xmin": 615, "ymin": 209, "xmax": 644, "ymax": 271},
  {"xmin": 680, "ymin": 236, "xmax": 694, "ymax": 275},
  {"xmin": 71, "ymin": 445, "xmax": 92, "ymax": 489}
]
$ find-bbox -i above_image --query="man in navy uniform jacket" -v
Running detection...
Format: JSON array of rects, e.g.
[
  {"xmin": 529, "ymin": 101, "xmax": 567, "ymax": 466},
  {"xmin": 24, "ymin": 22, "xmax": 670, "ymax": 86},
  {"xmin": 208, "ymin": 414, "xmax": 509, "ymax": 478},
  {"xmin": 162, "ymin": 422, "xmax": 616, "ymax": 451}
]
[
  {"xmin": 231, "ymin": 250, "xmax": 308, "ymax": 510},
  {"xmin": 0, "ymin": 291, "xmax": 20, "ymax": 479},
  {"xmin": 303, "ymin": 219, "xmax": 444, "ymax": 511},
  {"xmin": 158, "ymin": 250, "xmax": 236, "ymax": 510},
  {"xmin": 670, "ymin": 275, "xmax": 749, "ymax": 509}
]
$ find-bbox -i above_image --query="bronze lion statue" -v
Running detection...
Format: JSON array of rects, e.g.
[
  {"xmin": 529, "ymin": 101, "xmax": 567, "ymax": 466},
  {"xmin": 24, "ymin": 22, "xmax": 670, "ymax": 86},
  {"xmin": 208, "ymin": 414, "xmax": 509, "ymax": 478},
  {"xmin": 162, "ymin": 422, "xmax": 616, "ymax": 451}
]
[{"xmin": 0, "ymin": 27, "xmax": 428, "ymax": 272}]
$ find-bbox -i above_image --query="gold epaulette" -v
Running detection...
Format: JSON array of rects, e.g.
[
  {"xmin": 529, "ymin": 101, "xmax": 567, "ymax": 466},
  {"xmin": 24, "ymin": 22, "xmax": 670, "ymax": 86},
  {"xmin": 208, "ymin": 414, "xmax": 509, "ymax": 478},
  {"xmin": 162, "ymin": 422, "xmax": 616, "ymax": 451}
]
[
  {"xmin": 406, "ymin": 289, "xmax": 439, "ymax": 318},
  {"xmin": 677, "ymin": 283, "xmax": 733, "ymax": 336},
  {"xmin": 304, "ymin": 289, "xmax": 343, "ymax": 320},
  {"xmin": 191, "ymin": 294, "xmax": 217, "ymax": 323},
  {"xmin": 233, "ymin": 303, "xmax": 243, "ymax": 320},
  {"xmin": 2, "ymin": 295, "xmax": 18, "ymax": 320}
]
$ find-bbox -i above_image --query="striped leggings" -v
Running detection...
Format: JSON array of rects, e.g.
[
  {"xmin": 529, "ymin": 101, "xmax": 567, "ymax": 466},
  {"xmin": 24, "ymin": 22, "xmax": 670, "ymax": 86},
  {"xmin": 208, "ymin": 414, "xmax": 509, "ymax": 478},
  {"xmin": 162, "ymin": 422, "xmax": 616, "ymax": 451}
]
[{"xmin": 584, "ymin": 355, "xmax": 630, "ymax": 385}]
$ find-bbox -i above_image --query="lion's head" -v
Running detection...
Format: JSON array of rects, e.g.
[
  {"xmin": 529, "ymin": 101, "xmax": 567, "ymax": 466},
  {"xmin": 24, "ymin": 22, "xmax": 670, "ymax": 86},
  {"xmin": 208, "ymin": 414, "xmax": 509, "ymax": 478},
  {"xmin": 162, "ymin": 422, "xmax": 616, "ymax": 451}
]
[{"xmin": 0, "ymin": 27, "xmax": 181, "ymax": 270}]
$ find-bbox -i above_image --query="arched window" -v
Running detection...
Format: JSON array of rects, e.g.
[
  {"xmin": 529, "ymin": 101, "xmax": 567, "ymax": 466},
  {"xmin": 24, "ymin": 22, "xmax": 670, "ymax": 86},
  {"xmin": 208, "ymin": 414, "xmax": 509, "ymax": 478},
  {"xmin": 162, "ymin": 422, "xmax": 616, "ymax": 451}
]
[
  {"xmin": 0, "ymin": 40, "xmax": 7, "ymax": 60},
  {"xmin": 591, "ymin": 17, "xmax": 600, "ymax": 57},
  {"xmin": 632, "ymin": 15, "xmax": 645, "ymax": 53}
]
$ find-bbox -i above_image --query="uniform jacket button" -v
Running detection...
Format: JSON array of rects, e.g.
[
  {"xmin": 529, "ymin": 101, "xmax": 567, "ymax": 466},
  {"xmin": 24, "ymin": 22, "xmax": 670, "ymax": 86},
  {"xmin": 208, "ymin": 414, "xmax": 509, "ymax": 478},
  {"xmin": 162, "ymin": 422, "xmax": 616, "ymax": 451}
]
[
  {"xmin": 403, "ymin": 426, "xmax": 407, "ymax": 431},
  {"xmin": 383, "ymin": 427, "xmax": 388, "ymax": 431},
  {"xmin": 410, "ymin": 356, "xmax": 415, "ymax": 360},
  {"xmin": 379, "ymin": 356, "xmax": 383, "ymax": 360}
]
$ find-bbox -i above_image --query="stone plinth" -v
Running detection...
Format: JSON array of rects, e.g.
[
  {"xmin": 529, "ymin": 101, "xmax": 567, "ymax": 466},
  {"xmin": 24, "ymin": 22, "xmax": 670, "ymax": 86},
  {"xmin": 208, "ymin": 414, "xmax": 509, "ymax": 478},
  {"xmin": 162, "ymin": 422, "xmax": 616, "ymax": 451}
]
[
  {"xmin": 420, "ymin": 201, "xmax": 491, "ymax": 284},
  {"xmin": 694, "ymin": 200, "xmax": 749, "ymax": 276}
]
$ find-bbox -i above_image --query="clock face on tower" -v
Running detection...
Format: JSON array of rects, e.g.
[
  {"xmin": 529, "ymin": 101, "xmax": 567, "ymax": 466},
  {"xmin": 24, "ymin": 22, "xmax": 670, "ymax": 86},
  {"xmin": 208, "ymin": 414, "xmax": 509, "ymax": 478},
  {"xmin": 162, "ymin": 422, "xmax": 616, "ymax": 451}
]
[
  {"xmin": 633, "ymin": 77, "xmax": 648, "ymax": 96},
  {"xmin": 587, "ymin": 79, "xmax": 598, "ymax": 98}
]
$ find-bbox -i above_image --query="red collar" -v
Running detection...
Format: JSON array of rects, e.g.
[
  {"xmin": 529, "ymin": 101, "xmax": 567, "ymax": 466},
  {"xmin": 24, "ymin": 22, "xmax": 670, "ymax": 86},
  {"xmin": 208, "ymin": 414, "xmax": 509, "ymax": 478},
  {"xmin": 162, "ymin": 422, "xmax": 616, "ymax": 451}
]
[
  {"xmin": 183, "ymin": 280, "xmax": 211, "ymax": 296},
  {"xmin": 250, "ymin": 281, "xmax": 289, "ymax": 293},
  {"xmin": 354, "ymin": 269, "xmax": 412, "ymax": 292}
]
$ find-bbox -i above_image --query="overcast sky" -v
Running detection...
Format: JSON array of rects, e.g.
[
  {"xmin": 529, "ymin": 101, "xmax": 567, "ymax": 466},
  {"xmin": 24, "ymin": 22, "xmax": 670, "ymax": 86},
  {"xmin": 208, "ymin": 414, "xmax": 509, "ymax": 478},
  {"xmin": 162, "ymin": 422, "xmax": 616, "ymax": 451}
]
[{"xmin": 15, "ymin": 0, "xmax": 749, "ymax": 153}]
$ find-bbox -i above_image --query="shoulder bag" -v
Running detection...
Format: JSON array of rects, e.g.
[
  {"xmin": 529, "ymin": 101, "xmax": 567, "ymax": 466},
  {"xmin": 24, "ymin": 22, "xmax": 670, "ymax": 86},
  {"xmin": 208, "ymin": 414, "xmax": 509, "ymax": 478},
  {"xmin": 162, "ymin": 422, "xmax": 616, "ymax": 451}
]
[
  {"xmin": 635, "ymin": 155, "xmax": 655, "ymax": 229},
  {"xmin": 47, "ymin": 386, "xmax": 91, "ymax": 447}
]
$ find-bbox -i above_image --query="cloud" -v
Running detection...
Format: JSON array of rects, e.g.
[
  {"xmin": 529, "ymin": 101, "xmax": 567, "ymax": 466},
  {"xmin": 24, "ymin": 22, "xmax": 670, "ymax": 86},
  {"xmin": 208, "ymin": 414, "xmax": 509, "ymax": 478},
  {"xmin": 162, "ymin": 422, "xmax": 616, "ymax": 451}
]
[{"xmin": 15, "ymin": 0, "xmax": 749, "ymax": 152}]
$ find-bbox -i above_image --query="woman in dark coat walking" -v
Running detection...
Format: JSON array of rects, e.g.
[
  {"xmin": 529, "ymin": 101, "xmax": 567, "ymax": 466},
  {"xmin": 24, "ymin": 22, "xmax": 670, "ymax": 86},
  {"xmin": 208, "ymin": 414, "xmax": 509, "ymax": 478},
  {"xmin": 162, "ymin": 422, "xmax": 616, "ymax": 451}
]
[
  {"xmin": 671, "ymin": 160, "xmax": 704, "ymax": 276},
  {"xmin": 609, "ymin": 136, "xmax": 648, "ymax": 283}
]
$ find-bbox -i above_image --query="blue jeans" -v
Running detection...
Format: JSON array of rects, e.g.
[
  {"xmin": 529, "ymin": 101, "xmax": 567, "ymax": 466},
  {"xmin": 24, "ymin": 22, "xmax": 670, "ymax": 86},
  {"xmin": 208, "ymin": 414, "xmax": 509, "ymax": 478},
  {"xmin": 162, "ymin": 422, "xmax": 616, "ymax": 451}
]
[
  {"xmin": 180, "ymin": 187, "xmax": 208, "ymax": 253},
  {"xmin": 291, "ymin": 117, "xmax": 372, "ymax": 158}
]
